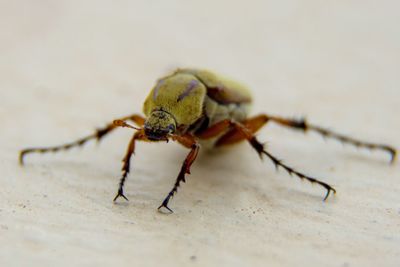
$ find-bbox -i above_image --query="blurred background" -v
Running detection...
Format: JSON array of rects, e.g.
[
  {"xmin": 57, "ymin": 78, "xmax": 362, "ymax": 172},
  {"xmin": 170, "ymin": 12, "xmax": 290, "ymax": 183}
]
[{"xmin": 0, "ymin": 1, "xmax": 399, "ymax": 267}]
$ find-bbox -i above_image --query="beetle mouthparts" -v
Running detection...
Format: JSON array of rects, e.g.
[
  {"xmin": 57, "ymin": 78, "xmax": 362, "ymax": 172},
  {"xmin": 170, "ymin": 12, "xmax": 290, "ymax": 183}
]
[{"xmin": 144, "ymin": 127, "xmax": 170, "ymax": 141}]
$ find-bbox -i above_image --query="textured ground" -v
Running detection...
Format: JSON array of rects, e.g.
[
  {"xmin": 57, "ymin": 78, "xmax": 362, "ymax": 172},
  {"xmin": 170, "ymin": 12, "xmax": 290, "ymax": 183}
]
[{"xmin": 1, "ymin": 1, "xmax": 399, "ymax": 266}]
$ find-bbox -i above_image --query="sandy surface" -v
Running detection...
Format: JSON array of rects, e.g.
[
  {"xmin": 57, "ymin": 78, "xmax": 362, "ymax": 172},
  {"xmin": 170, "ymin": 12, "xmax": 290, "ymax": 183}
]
[{"xmin": 1, "ymin": 1, "xmax": 399, "ymax": 266}]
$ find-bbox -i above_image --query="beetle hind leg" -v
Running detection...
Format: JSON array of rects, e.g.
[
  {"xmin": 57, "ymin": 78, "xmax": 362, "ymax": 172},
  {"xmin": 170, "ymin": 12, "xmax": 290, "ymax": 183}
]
[
  {"xmin": 306, "ymin": 123, "xmax": 397, "ymax": 164},
  {"xmin": 257, "ymin": 114, "xmax": 396, "ymax": 163},
  {"xmin": 215, "ymin": 114, "xmax": 397, "ymax": 164}
]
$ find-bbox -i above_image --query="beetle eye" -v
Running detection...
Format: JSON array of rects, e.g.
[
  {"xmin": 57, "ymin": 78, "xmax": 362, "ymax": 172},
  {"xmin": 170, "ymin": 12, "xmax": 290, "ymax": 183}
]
[{"xmin": 168, "ymin": 124, "xmax": 176, "ymax": 132}]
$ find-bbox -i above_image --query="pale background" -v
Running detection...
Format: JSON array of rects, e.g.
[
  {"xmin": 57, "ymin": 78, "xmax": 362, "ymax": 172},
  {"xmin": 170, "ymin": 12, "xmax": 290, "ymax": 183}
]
[{"xmin": 0, "ymin": 1, "xmax": 399, "ymax": 266}]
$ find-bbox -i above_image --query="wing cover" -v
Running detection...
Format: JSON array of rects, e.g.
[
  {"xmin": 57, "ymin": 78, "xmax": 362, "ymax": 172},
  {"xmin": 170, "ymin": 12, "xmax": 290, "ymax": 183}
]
[{"xmin": 177, "ymin": 69, "xmax": 252, "ymax": 105}]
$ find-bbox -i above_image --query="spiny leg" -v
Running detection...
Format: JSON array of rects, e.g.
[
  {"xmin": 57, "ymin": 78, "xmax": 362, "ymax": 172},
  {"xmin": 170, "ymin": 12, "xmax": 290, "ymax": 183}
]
[
  {"xmin": 196, "ymin": 116, "xmax": 269, "ymax": 144},
  {"xmin": 217, "ymin": 114, "xmax": 397, "ymax": 163},
  {"xmin": 158, "ymin": 134, "xmax": 200, "ymax": 213},
  {"xmin": 113, "ymin": 130, "xmax": 147, "ymax": 202},
  {"xmin": 211, "ymin": 116, "xmax": 270, "ymax": 146},
  {"xmin": 209, "ymin": 120, "xmax": 336, "ymax": 200},
  {"xmin": 264, "ymin": 114, "xmax": 396, "ymax": 163},
  {"xmin": 248, "ymin": 137, "xmax": 336, "ymax": 200},
  {"xmin": 19, "ymin": 114, "xmax": 145, "ymax": 165},
  {"xmin": 195, "ymin": 119, "xmax": 233, "ymax": 139},
  {"xmin": 307, "ymin": 124, "xmax": 397, "ymax": 163}
]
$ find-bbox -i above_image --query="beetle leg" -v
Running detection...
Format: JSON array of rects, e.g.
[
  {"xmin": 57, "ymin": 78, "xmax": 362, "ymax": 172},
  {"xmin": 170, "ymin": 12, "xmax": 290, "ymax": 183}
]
[
  {"xmin": 217, "ymin": 114, "xmax": 397, "ymax": 164},
  {"xmin": 113, "ymin": 130, "xmax": 147, "ymax": 202},
  {"xmin": 195, "ymin": 120, "xmax": 232, "ymax": 139},
  {"xmin": 19, "ymin": 114, "xmax": 145, "ymax": 165},
  {"xmin": 215, "ymin": 121, "xmax": 336, "ymax": 200},
  {"xmin": 263, "ymin": 114, "xmax": 396, "ymax": 163},
  {"xmin": 158, "ymin": 134, "xmax": 200, "ymax": 213},
  {"xmin": 250, "ymin": 136, "xmax": 337, "ymax": 201},
  {"xmin": 212, "ymin": 116, "xmax": 269, "ymax": 145},
  {"xmin": 195, "ymin": 115, "xmax": 270, "ymax": 142}
]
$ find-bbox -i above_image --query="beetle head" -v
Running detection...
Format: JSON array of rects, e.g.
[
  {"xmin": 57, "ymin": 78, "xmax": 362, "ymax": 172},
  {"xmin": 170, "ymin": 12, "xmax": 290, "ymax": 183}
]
[{"xmin": 144, "ymin": 110, "xmax": 176, "ymax": 141}]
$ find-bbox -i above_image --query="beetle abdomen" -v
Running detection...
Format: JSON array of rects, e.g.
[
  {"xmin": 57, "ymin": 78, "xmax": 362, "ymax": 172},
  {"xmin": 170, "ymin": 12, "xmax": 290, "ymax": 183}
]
[
  {"xmin": 194, "ymin": 95, "xmax": 251, "ymax": 149},
  {"xmin": 204, "ymin": 95, "xmax": 251, "ymax": 126}
]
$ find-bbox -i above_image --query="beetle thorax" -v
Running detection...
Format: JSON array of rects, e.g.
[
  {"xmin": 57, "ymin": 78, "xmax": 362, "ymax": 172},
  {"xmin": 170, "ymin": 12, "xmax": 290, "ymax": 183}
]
[{"xmin": 143, "ymin": 73, "xmax": 207, "ymax": 127}]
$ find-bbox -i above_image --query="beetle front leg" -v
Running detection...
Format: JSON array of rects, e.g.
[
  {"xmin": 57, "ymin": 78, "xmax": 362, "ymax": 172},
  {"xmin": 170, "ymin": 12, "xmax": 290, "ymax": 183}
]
[
  {"xmin": 158, "ymin": 134, "xmax": 200, "ymax": 213},
  {"xmin": 113, "ymin": 130, "xmax": 147, "ymax": 202},
  {"xmin": 19, "ymin": 114, "xmax": 145, "ymax": 165}
]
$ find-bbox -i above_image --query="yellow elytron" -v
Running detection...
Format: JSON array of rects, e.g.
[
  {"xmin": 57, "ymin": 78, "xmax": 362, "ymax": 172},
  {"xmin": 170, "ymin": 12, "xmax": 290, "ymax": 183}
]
[{"xmin": 20, "ymin": 68, "xmax": 397, "ymax": 212}]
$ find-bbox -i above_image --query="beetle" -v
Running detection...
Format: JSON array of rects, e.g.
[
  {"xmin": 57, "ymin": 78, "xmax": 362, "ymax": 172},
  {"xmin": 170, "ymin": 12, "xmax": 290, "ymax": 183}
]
[{"xmin": 20, "ymin": 68, "xmax": 397, "ymax": 213}]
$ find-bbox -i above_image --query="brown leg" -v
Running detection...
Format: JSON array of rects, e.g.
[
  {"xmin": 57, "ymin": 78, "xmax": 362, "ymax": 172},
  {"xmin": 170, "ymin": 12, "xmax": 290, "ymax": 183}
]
[
  {"xmin": 19, "ymin": 114, "xmax": 145, "ymax": 165},
  {"xmin": 195, "ymin": 120, "xmax": 232, "ymax": 139},
  {"xmin": 214, "ymin": 115, "xmax": 269, "ymax": 146},
  {"xmin": 158, "ymin": 134, "xmax": 200, "ymax": 213},
  {"xmin": 195, "ymin": 117, "xmax": 267, "ymax": 144},
  {"xmin": 199, "ymin": 119, "xmax": 336, "ymax": 200},
  {"xmin": 233, "ymin": 122, "xmax": 337, "ymax": 200},
  {"xmin": 216, "ymin": 114, "xmax": 397, "ymax": 163},
  {"xmin": 265, "ymin": 115, "xmax": 396, "ymax": 163},
  {"xmin": 113, "ymin": 130, "xmax": 147, "ymax": 202}
]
